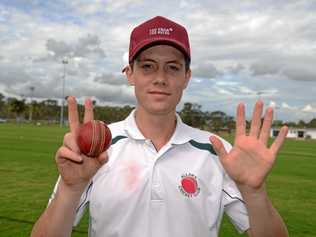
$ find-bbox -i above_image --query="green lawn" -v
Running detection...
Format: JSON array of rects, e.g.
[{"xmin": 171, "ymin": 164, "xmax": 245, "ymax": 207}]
[{"xmin": 0, "ymin": 123, "xmax": 315, "ymax": 236}]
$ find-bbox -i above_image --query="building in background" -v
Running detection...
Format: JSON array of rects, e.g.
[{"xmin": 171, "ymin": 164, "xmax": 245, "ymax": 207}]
[{"xmin": 271, "ymin": 128, "xmax": 316, "ymax": 140}]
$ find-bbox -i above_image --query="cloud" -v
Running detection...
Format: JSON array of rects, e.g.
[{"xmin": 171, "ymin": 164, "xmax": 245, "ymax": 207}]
[
  {"xmin": 42, "ymin": 34, "xmax": 106, "ymax": 61},
  {"xmin": 269, "ymin": 101, "xmax": 277, "ymax": 108},
  {"xmin": 226, "ymin": 63, "xmax": 245, "ymax": 74},
  {"xmin": 78, "ymin": 83, "xmax": 136, "ymax": 105},
  {"xmin": 250, "ymin": 56, "xmax": 316, "ymax": 81},
  {"xmin": 94, "ymin": 73, "xmax": 128, "ymax": 86},
  {"xmin": 191, "ymin": 62, "xmax": 221, "ymax": 79},
  {"xmin": 0, "ymin": 62, "xmax": 32, "ymax": 87},
  {"xmin": 68, "ymin": 0, "xmax": 144, "ymax": 15},
  {"xmin": 302, "ymin": 104, "xmax": 316, "ymax": 113},
  {"xmin": 0, "ymin": 0, "xmax": 315, "ymax": 122},
  {"xmin": 281, "ymin": 102, "xmax": 297, "ymax": 110},
  {"xmin": 250, "ymin": 62, "xmax": 281, "ymax": 76}
]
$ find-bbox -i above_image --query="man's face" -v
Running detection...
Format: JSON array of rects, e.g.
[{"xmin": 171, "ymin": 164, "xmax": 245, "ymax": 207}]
[{"xmin": 127, "ymin": 45, "xmax": 191, "ymax": 116}]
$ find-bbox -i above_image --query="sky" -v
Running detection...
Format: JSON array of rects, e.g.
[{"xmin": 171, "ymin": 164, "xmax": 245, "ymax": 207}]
[{"xmin": 0, "ymin": 0, "xmax": 315, "ymax": 122}]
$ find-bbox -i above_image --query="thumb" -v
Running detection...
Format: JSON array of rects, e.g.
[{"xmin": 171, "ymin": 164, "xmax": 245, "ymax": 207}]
[{"xmin": 209, "ymin": 136, "xmax": 228, "ymax": 159}]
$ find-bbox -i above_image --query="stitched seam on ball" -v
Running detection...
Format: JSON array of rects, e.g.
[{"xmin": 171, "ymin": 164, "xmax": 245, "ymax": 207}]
[
  {"xmin": 99, "ymin": 122, "xmax": 105, "ymax": 155},
  {"xmin": 94, "ymin": 121, "xmax": 100, "ymax": 156},
  {"xmin": 96, "ymin": 121, "xmax": 101, "ymax": 155},
  {"xmin": 89, "ymin": 121, "xmax": 96, "ymax": 156}
]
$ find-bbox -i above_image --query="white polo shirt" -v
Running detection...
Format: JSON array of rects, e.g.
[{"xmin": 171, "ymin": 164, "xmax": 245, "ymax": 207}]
[{"xmin": 50, "ymin": 110, "xmax": 249, "ymax": 237}]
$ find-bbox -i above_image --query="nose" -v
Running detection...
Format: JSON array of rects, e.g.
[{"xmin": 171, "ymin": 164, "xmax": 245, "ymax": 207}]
[{"xmin": 153, "ymin": 68, "xmax": 168, "ymax": 86}]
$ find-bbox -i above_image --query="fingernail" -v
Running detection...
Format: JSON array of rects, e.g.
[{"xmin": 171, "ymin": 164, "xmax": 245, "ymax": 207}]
[
  {"xmin": 85, "ymin": 98, "xmax": 92, "ymax": 107},
  {"xmin": 67, "ymin": 96, "xmax": 75, "ymax": 102}
]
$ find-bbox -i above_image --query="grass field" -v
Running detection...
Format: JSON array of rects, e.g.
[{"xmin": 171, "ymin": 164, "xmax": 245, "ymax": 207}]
[{"xmin": 0, "ymin": 123, "xmax": 315, "ymax": 236}]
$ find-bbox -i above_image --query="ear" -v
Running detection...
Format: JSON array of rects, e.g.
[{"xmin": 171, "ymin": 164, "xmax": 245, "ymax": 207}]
[
  {"xmin": 183, "ymin": 69, "xmax": 192, "ymax": 89},
  {"xmin": 125, "ymin": 65, "xmax": 135, "ymax": 86}
]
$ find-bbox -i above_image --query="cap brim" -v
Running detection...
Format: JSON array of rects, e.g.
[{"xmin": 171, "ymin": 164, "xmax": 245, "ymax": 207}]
[{"xmin": 129, "ymin": 38, "xmax": 190, "ymax": 63}]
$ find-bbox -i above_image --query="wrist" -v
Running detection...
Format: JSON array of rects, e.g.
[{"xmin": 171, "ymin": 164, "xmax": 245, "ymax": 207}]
[
  {"xmin": 237, "ymin": 183, "xmax": 268, "ymax": 200},
  {"xmin": 57, "ymin": 179, "xmax": 86, "ymax": 202}
]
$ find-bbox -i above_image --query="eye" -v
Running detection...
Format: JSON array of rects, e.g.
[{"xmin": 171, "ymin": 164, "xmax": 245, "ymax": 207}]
[
  {"xmin": 167, "ymin": 64, "xmax": 181, "ymax": 72},
  {"xmin": 142, "ymin": 64, "xmax": 153, "ymax": 70}
]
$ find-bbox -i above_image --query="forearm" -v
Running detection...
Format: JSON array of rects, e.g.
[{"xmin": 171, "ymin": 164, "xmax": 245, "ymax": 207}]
[
  {"xmin": 239, "ymin": 185, "xmax": 288, "ymax": 237},
  {"xmin": 31, "ymin": 180, "xmax": 83, "ymax": 237}
]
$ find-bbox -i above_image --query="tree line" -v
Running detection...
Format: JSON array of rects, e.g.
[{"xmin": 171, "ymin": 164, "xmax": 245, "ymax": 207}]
[{"xmin": 0, "ymin": 94, "xmax": 315, "ymax": 131}]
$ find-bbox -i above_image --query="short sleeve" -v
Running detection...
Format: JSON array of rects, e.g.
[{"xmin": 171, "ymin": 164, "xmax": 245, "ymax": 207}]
[
  {"xmin": 48, "ymin": 176, "xmax": 93, "ymax": 226},
  {"xmin": 218, "ymin": 139, "xmax": 250, "ymax": 233},
  {"xmin": 222, "ymin": 173, "xmax": 250, "ymax": 233}
]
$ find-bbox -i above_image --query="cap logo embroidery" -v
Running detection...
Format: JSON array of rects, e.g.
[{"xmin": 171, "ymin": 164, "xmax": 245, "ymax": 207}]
[
  {"xmin": 179, "ymin": 173, "xmax": 200, "ymax": 198},
  {"xmin": 149, "ymin": 27, "xmax": 173, "ymax": 36}
]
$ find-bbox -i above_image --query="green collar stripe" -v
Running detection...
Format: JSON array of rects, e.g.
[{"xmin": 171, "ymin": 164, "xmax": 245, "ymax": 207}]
[
  {"xmin": 189, "ymin": 140, "xmax": 217, "ymax": 155},
  {"xmin": 111, "ymin": 135, "xmax": 128, "ymax": 145}
]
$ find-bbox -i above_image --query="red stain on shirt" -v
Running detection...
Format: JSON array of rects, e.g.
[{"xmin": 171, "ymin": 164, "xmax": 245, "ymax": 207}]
[{"xmin": 123, "ymin": 160, "xmax": 141, "ymax": 192}]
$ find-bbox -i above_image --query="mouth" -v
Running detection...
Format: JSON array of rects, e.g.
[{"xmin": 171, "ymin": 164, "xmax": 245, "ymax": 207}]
[{"xmin": 148, "ymin": 91, "xmax": 171, "ymax": 96}]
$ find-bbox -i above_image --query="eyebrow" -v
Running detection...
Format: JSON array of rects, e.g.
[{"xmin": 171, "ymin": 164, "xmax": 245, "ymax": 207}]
[{"xmin": 137, "ymin": 58, "xmax": 183, "ymax": 65}]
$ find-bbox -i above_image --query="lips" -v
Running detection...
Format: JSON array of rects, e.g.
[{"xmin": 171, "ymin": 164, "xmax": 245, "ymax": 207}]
[{"xmin": 148, "ymin": 91, "xmax": 171, "ymax": 96}]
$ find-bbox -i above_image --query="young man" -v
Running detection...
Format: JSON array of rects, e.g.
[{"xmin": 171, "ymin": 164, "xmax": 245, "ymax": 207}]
[{"xmin": 31, "ymin": 16, "xmax": 289, "ymax": 237}]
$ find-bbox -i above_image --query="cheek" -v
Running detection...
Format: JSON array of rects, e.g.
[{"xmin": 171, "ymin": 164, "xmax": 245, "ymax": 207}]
[
  {"xmin": 173, "ymin": 79, "xmax": 188, "ymax": 92},
  {"xmin": 133, "ymin": 81, "xmax": 149, "ymax": 100}
]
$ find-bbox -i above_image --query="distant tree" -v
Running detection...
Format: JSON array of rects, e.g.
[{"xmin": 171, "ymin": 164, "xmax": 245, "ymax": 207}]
[
  {"xmin": 8, "ymin": 98, "xmax": 26, "ymax": 122},
  {"xmin": 226, "ymin": 115, "xmax": 235, "ymax": 133},
  {"xmin": 298, "ymin": 120, "xmax": 306, "ymax": 128},
  {"xmin": 0, "ymin": 93, "xmax": 4, "ymax": 103},
  {"xmin": 179, "ymin": 102, "xmax": 205, "ymax": 128},
  {"xmin": 207, "ymin": 111, "xmax": 227, "ymax": 132},
  {"xmin": 94, "ymin": 105, "xmax": 134, "ymax": 124},
  {"xmin": 272, "ymin": 120, "xmax": 284, "ymax": 127},
  {"xmin": 44, "ymin": 99, "xmax": 58, "ymax": 107},
  {"xmin": 285, "ymin": 121, "xmax": 297, "ymax": 128},
  {"xmin": 0, "ymin": 93, "xmax": 5, "ymax": 117},
  {"xmin": 307, "ymin": 118, "xmax": 316, "ymax": 128}
]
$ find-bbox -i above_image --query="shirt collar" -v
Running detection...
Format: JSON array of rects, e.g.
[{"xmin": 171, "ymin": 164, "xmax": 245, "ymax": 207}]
[
  {"xmin": 123, "ymin": 109, "xmax": 191, "ymax": 145},
  {"xmin": 124, "ymin": 109, "xmax": 146, "ymax": 140}
]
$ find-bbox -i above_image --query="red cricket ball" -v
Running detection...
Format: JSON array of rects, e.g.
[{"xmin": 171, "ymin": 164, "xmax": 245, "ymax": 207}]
[{"xmin": 77, "ymin": 120, "xmax": 112, "ymax": 157}]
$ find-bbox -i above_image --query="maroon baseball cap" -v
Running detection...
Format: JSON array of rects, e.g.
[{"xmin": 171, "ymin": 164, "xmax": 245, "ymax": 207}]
[{"xmin": 123, "ymin": 16, "xmax": 190, "ymax": 71}]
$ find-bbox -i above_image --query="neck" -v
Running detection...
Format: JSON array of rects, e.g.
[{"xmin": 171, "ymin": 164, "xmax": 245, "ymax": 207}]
[{"xmin": 134, "ymin": 107, "xmax": 177, "ymax": 151}]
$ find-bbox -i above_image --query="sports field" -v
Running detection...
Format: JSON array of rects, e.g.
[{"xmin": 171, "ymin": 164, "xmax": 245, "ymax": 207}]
[{"xmin": 0, "ymin": 123, "xmax": 315, "ymax": 236}]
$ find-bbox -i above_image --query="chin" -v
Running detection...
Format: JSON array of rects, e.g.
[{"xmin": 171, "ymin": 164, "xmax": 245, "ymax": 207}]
[{"xmin": 142, "ymin": 104, "xmax": 176, "ymax": 116}]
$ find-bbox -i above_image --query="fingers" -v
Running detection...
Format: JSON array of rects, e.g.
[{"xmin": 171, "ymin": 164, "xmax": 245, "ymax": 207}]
[
  {"xmin": 259, "ymin": 107, "xmax": 273, "ymax": 145},
  {"xmin": 209, "ymin": 136, "xmax": 228, "ymax": 158},
  {"xmin": 56, "ymin": 146, "xmax": 83, "ymax": 163},
  {"xmin": 67, "ymin": 96, "xmax": 80, "ymax": 135},
  {"xmin": 63, "ymin": 132, "xmax": 80, "ymax": 154},
  {"xmin": 249, "ymin": 100, "xmax": 263, "ymax": 137},
  {"xmin": 83, "ymin": 98, "xmax": 94, "ymax": 124},
  {"xmin": 97, "ymin": 152, "xmax": 109, "ymax": 165},
  {"xmin": 235, "ymin": 103, "xmax": 246, "ymax": 142},
  {"xmin": 270, "ymin": 126, "xmax": 288, "ymax": 155}
]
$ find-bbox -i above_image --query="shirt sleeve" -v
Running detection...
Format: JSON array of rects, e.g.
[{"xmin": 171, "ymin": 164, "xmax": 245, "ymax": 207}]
[
  {"xmin": 218, "ymin": 139, "xmax": 250, "ymax": 233},
  {"xmin": 222, "ymin": 172, "xmax": 250, "ymax": 233},
  {"xmin": 48, "ymin": 176, "xmax": 93, "ymax": 227}
]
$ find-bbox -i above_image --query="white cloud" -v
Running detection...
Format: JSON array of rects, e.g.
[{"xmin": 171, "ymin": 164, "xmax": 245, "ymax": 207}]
[
  {"xmin": 0, "ymin": 0, "xmax": 315, "ymax": 122},
  {"xmin": 281, "ymin": 102, "xmax": 297, "ymax": 110},
  {"xmin": 269, "ymin": 101, "xmax": 277, "ymax": 108},
  {"xmin": 302, "ymin": 104, "xmax": 316, "ymax": 113},
  {"xmin": 68, "ymin": 0, "xmax": 144, "ymax": 14}
]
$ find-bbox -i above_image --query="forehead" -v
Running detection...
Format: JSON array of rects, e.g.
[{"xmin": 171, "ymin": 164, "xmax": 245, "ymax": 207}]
[{"xmin": 138, "ymin": 45, "xmax": 185, "ymax": 62}]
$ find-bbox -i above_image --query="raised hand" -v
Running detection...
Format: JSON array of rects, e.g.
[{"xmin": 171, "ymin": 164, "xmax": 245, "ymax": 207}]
[
  {"xmin": 55, "ymin": 96, "xmax": 108, "ymax": 193},
  {"xmin": 209, "ymin": 101, "xmax": 288, "ymax": 191}
]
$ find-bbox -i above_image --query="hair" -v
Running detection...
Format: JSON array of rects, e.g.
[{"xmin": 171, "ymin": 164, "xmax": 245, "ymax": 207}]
[{"xmin": 129, "ymin": 44, "xmax": 191, "ymax": 72}]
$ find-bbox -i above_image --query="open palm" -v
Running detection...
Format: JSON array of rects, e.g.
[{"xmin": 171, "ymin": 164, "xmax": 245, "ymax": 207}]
[{"xmin": 210, "ymin": 101, "xmax": 288, "ymax": 190}]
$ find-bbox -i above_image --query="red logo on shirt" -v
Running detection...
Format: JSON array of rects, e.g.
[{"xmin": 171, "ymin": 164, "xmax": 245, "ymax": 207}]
[{"xmin": 179, "ymin": 173, "xmax": 200, "ymax": 198}]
